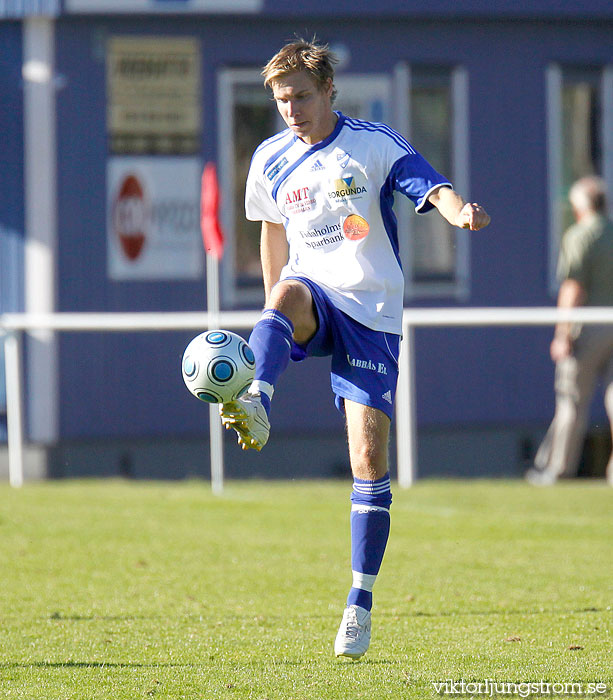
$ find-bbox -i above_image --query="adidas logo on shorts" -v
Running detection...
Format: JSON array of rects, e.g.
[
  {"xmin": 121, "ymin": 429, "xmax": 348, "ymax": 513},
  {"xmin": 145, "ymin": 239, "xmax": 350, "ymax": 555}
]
[{"xmin": 382, "ymin": 390, "xmax": 392, "ymax": 404}]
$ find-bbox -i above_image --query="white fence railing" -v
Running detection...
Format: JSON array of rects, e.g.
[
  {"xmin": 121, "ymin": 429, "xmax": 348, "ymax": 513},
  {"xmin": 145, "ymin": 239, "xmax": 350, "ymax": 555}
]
[{"xmin": 3, "ymin": 307, "xmax": 613, "ymax": 489}]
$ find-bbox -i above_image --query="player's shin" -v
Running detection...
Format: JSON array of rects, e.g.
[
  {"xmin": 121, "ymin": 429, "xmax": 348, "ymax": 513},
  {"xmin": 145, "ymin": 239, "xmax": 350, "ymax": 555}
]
[
  {"xmin": 248, "ymin": 309, "xmax": 294, "ymax": 415},
  {"xmin": 347, "ymin": 473, "xmax": 392, "ymax": 611}
]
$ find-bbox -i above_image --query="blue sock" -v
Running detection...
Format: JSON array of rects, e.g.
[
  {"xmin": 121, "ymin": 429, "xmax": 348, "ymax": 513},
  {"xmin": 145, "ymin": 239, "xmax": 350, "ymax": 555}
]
[
  {"xmin": 346, "ymin": 473, "xmax": 392, "ymax": 612},
  {"xmin": 248, "ymin": 309, "xmax": 294, "ymax": 415}
]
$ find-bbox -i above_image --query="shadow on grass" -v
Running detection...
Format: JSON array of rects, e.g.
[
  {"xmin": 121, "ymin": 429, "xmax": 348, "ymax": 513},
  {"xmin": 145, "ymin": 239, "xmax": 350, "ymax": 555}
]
[
  {"xmin": 3, "ymin": 659, "xmax": 397, "ymax": 671},
  {"xmin": 403, "ymin": 606, "xmax": 605, "ymax": 618},
  {"xmin": 41, "ymin": 607, "xmax": 606, "ymax": 625},
  {"xmin": 1, "ymin": 661, "xmax": 197, "ymax": 669},
  {"xmin": 45, "ymin": 613, "xmax": 166, "ymax": 621}
]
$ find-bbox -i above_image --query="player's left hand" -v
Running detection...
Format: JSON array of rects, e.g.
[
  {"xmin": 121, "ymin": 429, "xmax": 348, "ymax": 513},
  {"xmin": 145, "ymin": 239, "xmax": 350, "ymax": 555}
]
[{"xmin": 458, "ymin": 203, "xmax": 490, "ymax": 230}]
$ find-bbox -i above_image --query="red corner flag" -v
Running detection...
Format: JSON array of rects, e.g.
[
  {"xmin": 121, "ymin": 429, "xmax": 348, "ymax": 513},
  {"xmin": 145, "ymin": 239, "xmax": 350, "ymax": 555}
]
[{"xmin": 200, "ymin": 162, "xmax": 225, "ymax": 260}]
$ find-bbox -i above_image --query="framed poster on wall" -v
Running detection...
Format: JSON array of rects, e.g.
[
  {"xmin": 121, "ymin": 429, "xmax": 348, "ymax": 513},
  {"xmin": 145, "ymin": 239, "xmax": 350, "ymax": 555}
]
[{"xmin": 107, "ymin": 36, "xmax": 201, "ymax": 155}]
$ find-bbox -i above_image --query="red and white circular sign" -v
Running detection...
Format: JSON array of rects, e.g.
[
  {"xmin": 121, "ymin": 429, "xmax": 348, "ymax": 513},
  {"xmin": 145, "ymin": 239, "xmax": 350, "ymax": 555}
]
[{"xmin": 113, "ymin": 174, "xmax": 148, "ymax": 261}]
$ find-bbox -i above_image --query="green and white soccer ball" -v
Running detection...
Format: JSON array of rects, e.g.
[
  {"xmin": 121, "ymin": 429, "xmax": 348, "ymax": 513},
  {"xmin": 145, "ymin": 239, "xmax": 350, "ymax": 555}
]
[{"xmin": 181, "ymin": 330, "xmax": 256, "ymax": 404}]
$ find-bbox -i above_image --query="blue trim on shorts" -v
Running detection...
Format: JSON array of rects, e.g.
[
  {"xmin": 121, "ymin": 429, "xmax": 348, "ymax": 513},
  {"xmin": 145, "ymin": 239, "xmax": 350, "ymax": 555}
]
[{"xmin": 281, "ymin": 276, "xmax": 400, "ymax": 420}]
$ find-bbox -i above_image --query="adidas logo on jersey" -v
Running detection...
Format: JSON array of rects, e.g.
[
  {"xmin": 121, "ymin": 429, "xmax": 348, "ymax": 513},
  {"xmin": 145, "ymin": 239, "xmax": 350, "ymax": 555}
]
[
  {"xmin": 382, "ymin": 390, "xmax": 393, "ymax": 405},
  {"xmin": 310, "ymin": 159, "xmax": 325, "ymax": 172}
]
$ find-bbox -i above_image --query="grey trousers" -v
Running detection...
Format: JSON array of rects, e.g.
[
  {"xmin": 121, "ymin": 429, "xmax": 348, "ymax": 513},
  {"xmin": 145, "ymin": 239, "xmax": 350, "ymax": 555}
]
[{"xmin": 535, "ymin": 325, "xmax": 613, "ymax": 478}]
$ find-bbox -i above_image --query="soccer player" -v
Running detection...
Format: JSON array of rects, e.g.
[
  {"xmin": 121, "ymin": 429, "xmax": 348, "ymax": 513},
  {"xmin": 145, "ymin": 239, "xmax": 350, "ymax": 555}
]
[{"xmin": 220, "ymin": 38, "xmax": 490, "ymax": 659}]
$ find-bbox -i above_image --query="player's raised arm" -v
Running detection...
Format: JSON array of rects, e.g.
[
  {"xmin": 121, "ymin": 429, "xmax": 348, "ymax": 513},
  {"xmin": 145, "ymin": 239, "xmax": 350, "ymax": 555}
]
[
  {"xmin": 261, "ymin": 220, "xmax": 289, "ymax": 305},
  {"xmin": 428, "ymin": 186, "xmax": 491, "ymax": 230}
]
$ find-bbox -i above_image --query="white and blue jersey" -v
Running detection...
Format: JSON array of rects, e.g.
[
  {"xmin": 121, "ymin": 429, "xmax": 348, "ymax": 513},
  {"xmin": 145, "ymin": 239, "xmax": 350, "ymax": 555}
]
[{"xmin": 245, "ymin": 112, "xmax": 452, "ymax": 335}]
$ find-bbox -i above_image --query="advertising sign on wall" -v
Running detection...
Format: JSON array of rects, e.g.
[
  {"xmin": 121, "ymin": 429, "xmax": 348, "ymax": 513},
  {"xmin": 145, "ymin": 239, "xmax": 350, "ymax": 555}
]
[
  {"xmin": 107, "ymin": 36, "xmax": 201, "ymax": 155},
  {"xmin": 107, "ymin": 156, "xmax": 203, "ymax": 280}
]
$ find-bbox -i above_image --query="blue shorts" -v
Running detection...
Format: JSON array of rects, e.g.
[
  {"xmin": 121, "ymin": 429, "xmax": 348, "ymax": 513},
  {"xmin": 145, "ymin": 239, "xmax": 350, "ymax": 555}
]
[{"xmin": 285, "ymin": 276, "xmax": 400, "ymax": 420}]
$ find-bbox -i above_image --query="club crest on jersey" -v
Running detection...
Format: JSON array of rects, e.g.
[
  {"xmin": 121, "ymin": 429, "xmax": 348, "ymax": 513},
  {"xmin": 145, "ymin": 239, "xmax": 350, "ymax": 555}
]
[
  {"xmin": 284, "ymin": 185, "xmax": 316, "ymax": 214},
  {"xmin": 266, "ymin": 156, "xmax": 288, "ymax": 181},
  {"xmin": 328, "ymin": 175, "xmax": 367, "ymax": 203},
  {"xmin": 337, "ymin": 150, "xmax": 351, "ymax": 168}
]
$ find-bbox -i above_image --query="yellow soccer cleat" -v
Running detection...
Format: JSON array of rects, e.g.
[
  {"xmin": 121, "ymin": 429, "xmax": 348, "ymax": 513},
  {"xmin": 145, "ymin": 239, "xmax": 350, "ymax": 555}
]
[{"xmin": 219, "ymin": 392, "xmax": 270, "ymax": 451}]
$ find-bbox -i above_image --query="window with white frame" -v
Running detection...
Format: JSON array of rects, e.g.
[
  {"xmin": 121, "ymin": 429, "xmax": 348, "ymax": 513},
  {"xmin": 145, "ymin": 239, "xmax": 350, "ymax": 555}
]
[
  {"xmin": 547, "ymin": 64, "xmax": 613, "ymax": 293},
  {"xmin": 217, "ymin": 70, "xmax": 277, "ymax": 305},
  {"xmin": 394, "ymin": 64, "xmax": 470, "ymax": 300}
]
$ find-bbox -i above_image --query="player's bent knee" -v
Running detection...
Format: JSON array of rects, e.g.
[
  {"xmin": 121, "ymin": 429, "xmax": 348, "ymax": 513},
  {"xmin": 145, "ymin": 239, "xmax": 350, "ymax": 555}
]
[
  {"xmin": 269, "ymin": 279, "xmax": 310, "ymax": 308},
  {"xmin": 268, "ymin": 280, "xmax": 316, "ymax": 342}
]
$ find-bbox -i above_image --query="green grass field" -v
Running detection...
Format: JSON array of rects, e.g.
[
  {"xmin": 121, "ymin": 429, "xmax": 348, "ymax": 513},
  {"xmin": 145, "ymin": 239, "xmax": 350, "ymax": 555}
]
[{"xmin": 1, "ymin": 479, "xmax": 611, "ymax": 699}]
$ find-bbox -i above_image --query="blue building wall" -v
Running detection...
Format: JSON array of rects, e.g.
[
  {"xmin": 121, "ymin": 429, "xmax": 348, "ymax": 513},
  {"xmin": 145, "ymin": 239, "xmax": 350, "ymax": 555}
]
[
  {"xmin": 0, "ymin": 23, "xmax": 23, "ymax": 237},
  {"xmin": 0, "ymin": 22, "xmax": 25, "ymax": 424},
  {"xmin": 2, "ymin": 5, "xmax": 613, "ymax": 476},
  {"xmin": 261, "ymin": 0, "xmax": 613, "ymax": 18},
  {"xmin": 54, "ymin": 14, "xmax": 613, "ymax": 440}
]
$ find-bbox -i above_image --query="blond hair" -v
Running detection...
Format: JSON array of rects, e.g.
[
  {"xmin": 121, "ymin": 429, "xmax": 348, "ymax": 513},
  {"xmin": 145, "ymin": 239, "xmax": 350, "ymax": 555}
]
[{"xmin": 262, "ymin": 38, "xmax": 338, "ymax": 102}]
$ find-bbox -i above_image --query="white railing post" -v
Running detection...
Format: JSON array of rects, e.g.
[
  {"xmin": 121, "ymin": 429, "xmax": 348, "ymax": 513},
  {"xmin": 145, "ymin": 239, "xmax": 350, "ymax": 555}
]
[
  {"xmin": 4, "ymin": 330, "xmax": 25, "ymax": 488},
  {"xmin": 208, "ymin": 404, "xmax": 224, "ymax": 495},
  {"xmin": 396, "ymin": 321, "xmax": 417, "ymax": 488},
  {"xmin": 206, "ymin": 252, "xmax": 224, "ymax": 495}
]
